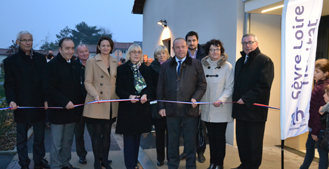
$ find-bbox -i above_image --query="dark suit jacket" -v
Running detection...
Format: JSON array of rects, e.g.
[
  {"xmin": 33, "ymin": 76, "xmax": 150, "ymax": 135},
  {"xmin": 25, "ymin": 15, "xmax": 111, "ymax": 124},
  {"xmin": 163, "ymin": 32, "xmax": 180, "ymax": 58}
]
[
  {"xmin": 232, "ymin": 47, "xmax": 274, "ymax": 122},
  {"xmin": 196, "ymin": 44, "xmax": 206, "ymax": 61},
  {"xmin": 157, "ymin": 55, "xmax": 207, "ymax": 117},
  {"xmin": 43, "ymin": 53, "xmax": 84, "ymax": 124},
  {"xmin": 3, "ymin": 48, "xmax": 46, "ymax": 123},
  {"xmin": 115, "ymin": 61, "xmax": 153, "ymax": 135}
]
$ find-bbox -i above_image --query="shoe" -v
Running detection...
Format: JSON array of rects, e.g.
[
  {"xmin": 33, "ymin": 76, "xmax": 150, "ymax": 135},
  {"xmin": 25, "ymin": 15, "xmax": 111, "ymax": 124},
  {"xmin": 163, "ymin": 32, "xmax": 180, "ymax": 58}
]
[
  {"xmin": 197, "ymin": 153, "xmax": 206, "ymax": 163},
  {"xmin": 231, "ymin": 167, "xmax": 242, "ymax": 169},
  {"xmin": 208, "ymin": 164, "xmax": 215, "ymax": 169},
  {"xmin": 215, "ymin": 166, "xmax": 223, "ymax": 169},
  {"xmin": 78, "ymin": 156, "xmax": 87, "ymax": 164},
  {"xmin": 101, "ymin": 160, "xmax": 112, "ymax": 166},
  {"xmin": 34, "ymin": 159, "xmax": 50, "ymax": 169},
  {"xmin": 157, "ymin": 161, "xmax": 164, "ymax": 166},
  {"xmin": 179, "ymin": 153, "xmax": 186, "ymax": 160},
  {"xmin": 61, "ymin": 165, "xmax": 79, "ymax": 169},
  {"xmin": 21, "ymin": 166, "xmax": 29, "ymax": 169}
]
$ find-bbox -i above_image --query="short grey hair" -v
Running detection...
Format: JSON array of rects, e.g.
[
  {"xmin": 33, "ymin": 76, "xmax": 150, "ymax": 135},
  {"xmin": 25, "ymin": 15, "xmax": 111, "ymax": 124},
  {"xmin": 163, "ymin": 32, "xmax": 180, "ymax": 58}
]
[
  {"xmin": 75, "ymin": 44, "xmax": 88, "ymax": 53},
  {"xmin": 241, "ymin": 33, "xmax": 257, "ymax": 43},
  {"xmin": 16, "ymin": 31, "xmax": 32, "ymax": 40}
]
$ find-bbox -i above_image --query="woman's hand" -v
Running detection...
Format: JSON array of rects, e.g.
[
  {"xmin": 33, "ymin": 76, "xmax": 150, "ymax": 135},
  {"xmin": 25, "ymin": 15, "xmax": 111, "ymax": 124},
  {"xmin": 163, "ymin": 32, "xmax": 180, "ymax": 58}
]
[
  {"xmin": 95, "ymin": 96, "xmax": 100, "ymax": 102},
  {"xmin": 129, "ymin": 95, "xmax": 140, "ymax": 103},
  {"xmin": 213, "ymin": 100, "xmax": 222, "ymax": 107},
  {"xmin": 141, "ymin": 94, "xmax": 147, "ymax": 104},
  {"xmin": 319, "ymin": 106, "xmax": 324, "ymax": 115}
]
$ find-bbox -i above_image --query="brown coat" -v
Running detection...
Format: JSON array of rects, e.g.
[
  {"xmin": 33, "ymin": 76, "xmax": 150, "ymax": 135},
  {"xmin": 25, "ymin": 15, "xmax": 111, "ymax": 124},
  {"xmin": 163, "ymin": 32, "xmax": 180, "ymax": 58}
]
[{"xmin": 83, "ymin": 54, "xmax": 119, "ymax": 120}]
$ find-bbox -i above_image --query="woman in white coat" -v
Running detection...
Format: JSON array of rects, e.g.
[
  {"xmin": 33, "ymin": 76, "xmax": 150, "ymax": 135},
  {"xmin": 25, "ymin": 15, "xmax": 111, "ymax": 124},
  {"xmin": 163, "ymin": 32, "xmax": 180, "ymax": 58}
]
[{"xmin": 200, "ymin": 39, "xmax": 234, "ymax": 169}]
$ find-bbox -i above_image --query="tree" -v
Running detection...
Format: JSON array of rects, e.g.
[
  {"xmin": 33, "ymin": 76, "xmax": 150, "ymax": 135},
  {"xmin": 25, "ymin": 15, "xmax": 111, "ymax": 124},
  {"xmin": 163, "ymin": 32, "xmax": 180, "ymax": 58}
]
[
  {"xmin": 7, "ymin": 40, "xmax": 18, "ymax": 54},
  {"xmin": 71, "ymin": 22, "xmax": 101, "ymax": 45},
  {"xmin": 40, "ymin": 34, "xmax": 58, "ymax": 51},
  {"xmin": 55, "ymin": 26, "xmax": 72, "ymax": 44}
]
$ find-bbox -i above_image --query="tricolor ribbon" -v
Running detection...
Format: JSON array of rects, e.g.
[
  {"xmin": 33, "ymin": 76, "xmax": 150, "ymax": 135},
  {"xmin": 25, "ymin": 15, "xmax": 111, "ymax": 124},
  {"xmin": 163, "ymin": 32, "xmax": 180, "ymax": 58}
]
[{"xmin": 0, "ymin": 99, "xmax": 280, "ymax": 111}]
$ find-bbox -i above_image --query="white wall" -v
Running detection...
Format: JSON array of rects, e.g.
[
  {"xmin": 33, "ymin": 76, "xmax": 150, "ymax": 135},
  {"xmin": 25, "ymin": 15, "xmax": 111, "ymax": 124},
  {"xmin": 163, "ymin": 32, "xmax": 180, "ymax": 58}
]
[{"xmin": 142, "ymin": 0, "xmax": 245, "ymax": 145}]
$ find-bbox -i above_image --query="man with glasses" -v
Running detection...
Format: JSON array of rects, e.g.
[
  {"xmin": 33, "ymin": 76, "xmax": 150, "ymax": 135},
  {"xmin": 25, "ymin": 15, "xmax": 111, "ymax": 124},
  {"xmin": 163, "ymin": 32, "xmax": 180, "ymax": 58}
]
[
  {"xmin": 232, "ymin": 34, "xmax": 274, "ymax": 169},
  {"xmin": 4, "ymin": 31, "xmax": 50, "ymax": 169}
]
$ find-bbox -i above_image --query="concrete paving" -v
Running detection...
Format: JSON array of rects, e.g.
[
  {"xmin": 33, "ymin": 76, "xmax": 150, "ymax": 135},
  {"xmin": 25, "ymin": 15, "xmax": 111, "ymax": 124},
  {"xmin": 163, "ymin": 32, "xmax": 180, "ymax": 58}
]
[{"xmin": 4, "ymin": 126, "xmax": 320, "ymax": 169}]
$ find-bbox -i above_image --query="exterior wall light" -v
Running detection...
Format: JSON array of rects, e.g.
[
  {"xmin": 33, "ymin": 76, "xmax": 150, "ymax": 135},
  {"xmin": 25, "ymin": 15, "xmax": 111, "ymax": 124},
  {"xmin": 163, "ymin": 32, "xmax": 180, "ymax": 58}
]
[{"xmin": 157, "ymin": 20, "xmax": 167, "ymax": 27}]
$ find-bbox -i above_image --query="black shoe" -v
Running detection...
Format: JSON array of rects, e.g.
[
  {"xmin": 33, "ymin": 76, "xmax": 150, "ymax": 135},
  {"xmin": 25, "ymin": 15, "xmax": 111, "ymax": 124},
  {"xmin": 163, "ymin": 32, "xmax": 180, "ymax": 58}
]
[
  {"xmin": 215, "ymin": 166, "xmax": 223, "ymax": 169},
  {"xmin": 197, "ymin": 153, "xmax": 206, "ymax": 163},
  {"xmin": 78, "ymin": 156, "xmax": 87, "ymax": 164},
  {"xmin": 62, "ymin": 165, "xmax": 79, "ymax": 169},
  {"xmin": 34, "ymin": 159, "xmax": 50, "ymax": 169},
  {"xmin": 157, "ymin": 161, "xmax": 164, "ymax": 166},
  {"xmin": 179, "ymin": 153, "xmax": 186, "ymax": 160},
  {"xmin": 21, "ymin": 166, "xmax": 29, "ymax": 169},
  {"xmin": 208, "ymin": 164, "xmax": 215, "ymax": 169},
  {"xmin": 101, "ymin": 160, "xmax": 112, "ymax": 166}
]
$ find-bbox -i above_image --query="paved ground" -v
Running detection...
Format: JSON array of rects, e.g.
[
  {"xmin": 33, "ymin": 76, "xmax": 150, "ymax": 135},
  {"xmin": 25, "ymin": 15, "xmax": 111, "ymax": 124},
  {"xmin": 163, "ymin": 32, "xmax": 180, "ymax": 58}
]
[{"xmin": 2, "ymin": 125, "xmax": 320, "ymax": 169}]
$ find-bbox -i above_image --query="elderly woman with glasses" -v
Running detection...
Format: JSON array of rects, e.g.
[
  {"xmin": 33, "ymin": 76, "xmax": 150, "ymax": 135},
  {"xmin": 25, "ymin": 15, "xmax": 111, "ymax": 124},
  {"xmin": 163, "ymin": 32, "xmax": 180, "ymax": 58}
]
[
  {"xmin": 200, "ymin": 39, "xmax": 234, "ymax": 169},
  {"xmin": 115, "ymin": 44, "xmax": 153, "ymax": 169}
]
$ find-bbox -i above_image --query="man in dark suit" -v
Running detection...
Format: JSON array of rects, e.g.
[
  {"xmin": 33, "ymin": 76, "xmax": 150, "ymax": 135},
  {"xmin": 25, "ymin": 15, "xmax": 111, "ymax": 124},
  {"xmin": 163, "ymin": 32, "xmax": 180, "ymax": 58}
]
[
  {"xmin": 232, "ymin": 34, "xmax": 274, "ymax": 169},
  {"xmin": 3, "ymin": 31, "xmax": 50, "ymax": 169},
  {"xmin": 180, "ymin": 31, "xmax": 207, "ymax": 163},
  {"xmin": 157, "ymin": 38, "xmax": 207, "ymax": 169},
  {"xmin": 43, "ymin": 38, "xmax": 83, "ymax": 169},
  {"xmin": 74, "ymin": 44, "xmax": 89, "ymax": 165}
]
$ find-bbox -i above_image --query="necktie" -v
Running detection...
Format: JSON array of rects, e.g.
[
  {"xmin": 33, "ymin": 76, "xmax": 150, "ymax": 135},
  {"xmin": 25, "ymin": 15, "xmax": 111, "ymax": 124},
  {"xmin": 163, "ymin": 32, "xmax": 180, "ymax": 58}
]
[
  {"xmin": 177, "ymin": 61, "xmax": 182, "ymax": 76},
  {"xmin": 244, "ymin": 55, "xmax": 248, "ymax": 64}
]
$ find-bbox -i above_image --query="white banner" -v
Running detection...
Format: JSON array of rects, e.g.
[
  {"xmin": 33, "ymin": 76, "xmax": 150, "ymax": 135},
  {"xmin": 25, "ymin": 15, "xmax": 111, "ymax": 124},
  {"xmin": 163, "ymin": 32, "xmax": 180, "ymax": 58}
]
[{"xmin": 281, "ymin": 0, "xmax": 323, "ymax": 140}]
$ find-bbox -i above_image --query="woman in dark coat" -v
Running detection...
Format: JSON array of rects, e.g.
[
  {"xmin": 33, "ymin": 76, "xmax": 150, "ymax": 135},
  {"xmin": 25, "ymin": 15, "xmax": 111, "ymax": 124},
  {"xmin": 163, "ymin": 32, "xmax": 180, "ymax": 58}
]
[
  {"xmin": 115, "ymin": 43, "xmax": 153, "ymax": 169},
  {"xmin": 149, "ymin": 45, "xmax": 170, "ymax": 166}
]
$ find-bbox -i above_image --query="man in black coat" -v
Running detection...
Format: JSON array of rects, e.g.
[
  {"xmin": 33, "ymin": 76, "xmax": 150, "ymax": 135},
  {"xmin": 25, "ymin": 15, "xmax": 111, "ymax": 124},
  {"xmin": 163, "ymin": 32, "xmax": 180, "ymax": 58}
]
[
  {"xmin": 181, "ymin": 31, "xmax": 207, "ymax": 163},
  {"xmin": 3, "ymin": 31, "xmax": 50, "ymax": 169},
  {"xmin": 157, "ymin": 38, "xmax": 207, "ymax": 169},
  {"xmin": 73, "ymin": 44, "xmax": 89, "ymax": 165},
  {"xmin": 232, "ymin": 34, "xmax": 274, "ymax": 169},
  {"xmin": 43, "ymin": 38, "xmax": 83, "ymax": 169}
]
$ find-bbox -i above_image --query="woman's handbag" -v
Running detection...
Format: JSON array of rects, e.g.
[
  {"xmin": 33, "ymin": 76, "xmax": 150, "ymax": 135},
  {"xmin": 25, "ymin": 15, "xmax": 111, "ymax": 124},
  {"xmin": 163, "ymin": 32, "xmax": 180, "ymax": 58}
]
[{"xmin": 319, "ymin": 114, "xmax": 329, "ymax": 151}]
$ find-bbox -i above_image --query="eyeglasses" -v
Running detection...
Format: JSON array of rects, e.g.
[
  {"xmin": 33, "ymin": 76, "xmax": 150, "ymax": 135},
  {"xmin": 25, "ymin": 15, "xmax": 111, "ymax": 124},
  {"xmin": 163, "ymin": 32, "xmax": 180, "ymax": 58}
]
[
  {"xmin": 19, "ymin": 39, "xmax": 33, "ymax": 43},
  {"xmin": 209, "ymin": 49, "xmax": 220, "ymax": 52},
  {"xmin": 131, "ymin": 51, "xmax": 142, "ymax": 55},
  {"xmin": 242, "ymin": 41, "xmax": 256, "ymax": 46}
]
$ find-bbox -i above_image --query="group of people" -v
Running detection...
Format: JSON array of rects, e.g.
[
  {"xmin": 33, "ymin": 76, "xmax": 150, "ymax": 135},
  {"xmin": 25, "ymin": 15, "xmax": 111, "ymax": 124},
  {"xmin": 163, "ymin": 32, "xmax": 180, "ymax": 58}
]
[{"xmin": 4, "ymin": 30, "xmax": 276, "ymax": 169}]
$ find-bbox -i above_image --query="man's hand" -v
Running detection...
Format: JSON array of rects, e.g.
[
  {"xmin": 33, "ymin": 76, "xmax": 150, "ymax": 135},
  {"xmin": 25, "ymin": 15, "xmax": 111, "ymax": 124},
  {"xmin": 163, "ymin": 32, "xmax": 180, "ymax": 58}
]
[
  {"xmin": 65, "ymin": 101, "xmax": 74, "ymax": 109},
  {"xmin": 159, "ymin": 109, "xmax": 166, "ymax": 117},
  {"xmin": 213, "ymin": 100, "xmax": 222, "ymax": 107},
  {"xmin": 9, "ymin": 101, "xmax": 18, "ymax": 110},
  {"xmin": 319, "ymin": 106, "xmax": 324, "ymax": 115},
  {"xmin": 191, "ymin": 98, "xmax": 197, "ymax": 108},
  {"xmin": 141, "ymin": 94, "xmax": 147, "ymax": 104},
  {"xmin": 129, "ymin": 95, "xmax": 140, "ymax": 103},
  {"xmin": 311, "ymin": 134, "xmax": 318, "ymax": 141},
  {"xmin": 237, "ymin": 99, "xmax": 245, "ymax": 104},
  {"xmin": 44, "ymin": 101, "xmax": 48, "ymax": 110}
]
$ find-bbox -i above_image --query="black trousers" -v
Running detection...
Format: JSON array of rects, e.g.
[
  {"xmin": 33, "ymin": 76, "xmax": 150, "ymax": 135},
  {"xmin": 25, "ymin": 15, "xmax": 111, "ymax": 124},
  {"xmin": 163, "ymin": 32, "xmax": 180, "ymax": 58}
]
[
  {"xmin": 153, "ymin": 117, "xmax": 168, "ymax": 162},
  {"xmin": 167, "ymin": 116, "xmax": 198, "ymax": 169},
  {"xmin": 74, "ymin": 116, "xmax": 87, "ymax": 158},
  {"xmin": 123, "ymin": 134, "xmax": 141, "ymax": 169},
  {"xmin": 236, "ymin": 119, "xmax": 266, "ymax": 169},
  {"xmin": 17, "ymin": 120, "xmax": 45, "ymax": 167},
  {"xmin": 205, "ymin": 122, "xmax": 227, "ymax": 166}
]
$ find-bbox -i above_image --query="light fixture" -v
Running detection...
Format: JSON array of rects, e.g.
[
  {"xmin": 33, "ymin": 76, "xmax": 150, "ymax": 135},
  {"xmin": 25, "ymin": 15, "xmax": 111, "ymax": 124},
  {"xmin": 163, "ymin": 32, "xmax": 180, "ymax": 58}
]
[
  {"xmin": 157, "ymin": 20, "xmax": 167, "ymax": 27},
  {"xmin": 261, "ymin": 5, "xmax": 284, "ymax": 13}
]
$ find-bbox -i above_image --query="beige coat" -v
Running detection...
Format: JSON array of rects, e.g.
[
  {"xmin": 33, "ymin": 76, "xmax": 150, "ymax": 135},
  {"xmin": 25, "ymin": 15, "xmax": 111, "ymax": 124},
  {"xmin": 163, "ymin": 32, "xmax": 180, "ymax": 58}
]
[
  {"xmin": 83, "ymin": 54, "xmax": 119, "ymax": 120},
  {"xmin": 200, "ymin": 54, "xmax": 234, "ymax": 123}
]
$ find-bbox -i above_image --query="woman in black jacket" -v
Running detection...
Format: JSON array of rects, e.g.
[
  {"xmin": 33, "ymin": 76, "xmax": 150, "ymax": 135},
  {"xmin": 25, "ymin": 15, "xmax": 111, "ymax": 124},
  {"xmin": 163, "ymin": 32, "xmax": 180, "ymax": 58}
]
[
  {"xmin": 149, "ymin": 45, "xmax": 170, "ymax": 166},
  {"xmin": 115, "ymin": 44, "xmax": 153, "ymax": 169}
]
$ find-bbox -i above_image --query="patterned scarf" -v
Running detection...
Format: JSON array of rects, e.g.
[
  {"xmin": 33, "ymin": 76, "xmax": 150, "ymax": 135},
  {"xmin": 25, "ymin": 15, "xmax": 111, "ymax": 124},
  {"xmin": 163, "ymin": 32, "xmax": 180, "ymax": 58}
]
[{"xmin": 129, "ymin": 61, "xmax": 147, "ymax": 94}]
